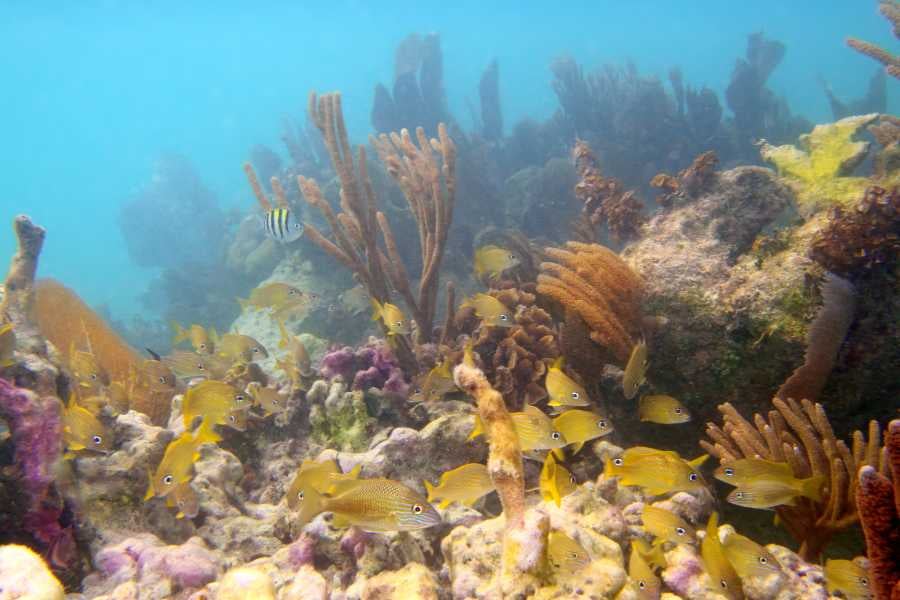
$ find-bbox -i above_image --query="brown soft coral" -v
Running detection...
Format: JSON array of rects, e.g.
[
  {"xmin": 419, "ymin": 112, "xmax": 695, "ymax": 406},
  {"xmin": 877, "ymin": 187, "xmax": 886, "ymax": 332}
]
[
  {"xmin": 455, "ymin": 284, "xmax": 560, "ymax": 410},
  {"xmin": 650, "ymin": 150, "xmax": 719, "ymax": 208},
  {"xmin": 856, "ymin": 419, "xmax": 899, "ymax": 600},
  {"xmin": 572, "ymin": 139, "xmax": 645, "ymax": 243},
  {"xmin": 702, "ymin": 397, "xmax": 886, "ymax": 561},
  {"xmin": 810, "ymin": 185, "xmax": 900, "ymax": 279},
  {"xmin": 536, "ymin": 242, "xmax": 643, "ymax": 365}
]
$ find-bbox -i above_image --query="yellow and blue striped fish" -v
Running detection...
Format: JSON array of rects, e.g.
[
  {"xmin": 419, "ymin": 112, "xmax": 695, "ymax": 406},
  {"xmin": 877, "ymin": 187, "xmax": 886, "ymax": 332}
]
[{"xmin": 263, "ymin": 207, "xmax": 304, "ymax": 243}]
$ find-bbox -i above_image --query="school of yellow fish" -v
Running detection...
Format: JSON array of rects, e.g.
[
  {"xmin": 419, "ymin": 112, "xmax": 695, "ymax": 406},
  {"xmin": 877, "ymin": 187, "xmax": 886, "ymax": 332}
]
[{"xmin": 0, "ymin": 246, "xmax": 869, "ymax": 595}]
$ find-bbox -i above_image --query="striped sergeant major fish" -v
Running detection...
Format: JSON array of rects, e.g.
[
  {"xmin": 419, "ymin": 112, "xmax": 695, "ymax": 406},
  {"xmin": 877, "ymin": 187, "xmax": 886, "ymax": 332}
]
[{"xmin": 263, "ymin": 207, "xmax": 304, "ymax": 243}]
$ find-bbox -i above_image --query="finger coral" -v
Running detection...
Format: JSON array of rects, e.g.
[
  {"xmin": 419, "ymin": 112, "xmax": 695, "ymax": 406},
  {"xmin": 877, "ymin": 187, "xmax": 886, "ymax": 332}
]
[
  {"xmin": 856, "ymin": 419, "xmax": 899, "ymax": 600},
  {"xmin": 702, "ymin": 397, "xmax": 885, "ymax": 560},
  {"xmin": 847, "ymin": 1, "xmax": 900, "ymax": 80},
  {"xmin": 760, "ymin": 113, "xmax": 891, "ymax": 212},
  {"xmin": 536, "ymin": 241, "xmax": 643, "ymax": 365}
]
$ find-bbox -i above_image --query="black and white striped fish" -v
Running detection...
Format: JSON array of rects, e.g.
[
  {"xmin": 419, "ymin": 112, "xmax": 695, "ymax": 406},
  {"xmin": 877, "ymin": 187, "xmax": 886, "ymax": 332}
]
[{"xmin": 262, "ymin": 208, "xmax": 304, "ymax": 243}]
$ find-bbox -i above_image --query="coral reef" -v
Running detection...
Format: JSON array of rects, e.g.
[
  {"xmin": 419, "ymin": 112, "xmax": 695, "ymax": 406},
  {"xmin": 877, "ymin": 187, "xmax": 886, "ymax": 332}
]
[
  {"xmin": 321, "ymin": 338, "xmax": 408, "ymax": 396},
  {"xmin": 0, "ymin": 215, "xmax": 46, "ymax": 354},
  {"xmin": 821, "ymin": 70, "xmax": 887, "ymax": 119},
  {"xmin": 306, "ymin": 379, "xmax": 375, "ymax": 452},
  {"xmin": 571, "ymin": 139, "xmax": 645, "ymax": 244},
  {"xmin": 650, "ymin": 150, "xmax": 719, "ymax": 209},
  {"xmin": 847, "ymin": 1, "xmax": 900, "ymax": 79},
  {"xmin": 760, "ymin": 113, "xmax": 889, "ymax": 212},
  {"xmin": 537, "ymin": 241, "xmax": 643, "ymax": 365},
  {"xmin": 856, "ymin": 419, "xmax": 899, "ymax": 600},
  {"xmin": 0, "ymin": 544, "xmax": 64, "ymax": 599},
  {"xmin": 702, "ymin": 397, "xmax": 885, "ymax": 560}
]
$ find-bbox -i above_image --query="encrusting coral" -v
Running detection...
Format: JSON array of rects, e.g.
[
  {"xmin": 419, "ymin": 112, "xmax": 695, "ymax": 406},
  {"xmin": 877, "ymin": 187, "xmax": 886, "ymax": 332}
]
[
  {"xmin": 760, "ymin": 113, "xmax": 894, "ymax": 212},
  {"xmin": 702, "ymin": 397, "xmax": 886, "ymax": 560},
  {"xmin": 537, "ymin": 241, "xmax": 643, "ymax": 365},
  {"xmin": 452, "ymin": 360, "xmax": 525, "ymax": 596},
  {"xmin": 856, "ymin": 419, "xmax": 899, "ymax": 600},
  {"xmin": 847, "ymin": 0, "xmax": 900, "ymax": 80}
]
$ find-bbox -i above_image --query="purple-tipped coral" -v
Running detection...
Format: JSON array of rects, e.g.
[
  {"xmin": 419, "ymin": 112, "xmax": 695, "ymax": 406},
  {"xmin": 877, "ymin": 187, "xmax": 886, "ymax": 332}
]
[{"xmin": 320, "ymin": 338, "xmax": 408, "ymax": 396}]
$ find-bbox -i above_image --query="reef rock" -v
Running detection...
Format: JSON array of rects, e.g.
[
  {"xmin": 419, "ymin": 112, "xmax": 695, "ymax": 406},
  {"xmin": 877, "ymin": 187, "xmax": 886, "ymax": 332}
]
[
  {"xmin": 358, "ymin": 562, "xmax": 440, "ymax": 599},
  {"xmin": 0, "ymin": 544, "xmax": 65, "ymax": 600}
]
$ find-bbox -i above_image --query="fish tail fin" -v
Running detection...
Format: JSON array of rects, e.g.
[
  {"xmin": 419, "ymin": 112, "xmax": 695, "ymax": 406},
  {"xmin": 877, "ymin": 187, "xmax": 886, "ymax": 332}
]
[
  {"xmin": 799, "ymin": 475, "xmax": 826, "ymax": 502},
  {"xmin": 171, "ymin": 321, "xmax": 186, "ymax": 345},
  {"xmin": 144, "ymin": 470, "xmax": 155, "ymax": 501},
  {"xmin": 296, "ymin": 485, "xmax": 325, "ymax": 528},
  {"xmin": 467, "ymin": 415, "xmax": 484, "ymax": 441},
  {"xmin": 424, "ymin": 480, "xmax": 436, "ymax": 502},
  {"xmin": 193, "ymin": 419, "xmax": 221, "ymax": 445}
]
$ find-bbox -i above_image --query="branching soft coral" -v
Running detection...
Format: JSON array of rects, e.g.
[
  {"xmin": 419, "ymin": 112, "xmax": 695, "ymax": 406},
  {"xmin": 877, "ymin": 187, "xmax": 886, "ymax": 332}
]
[
  {"xmin": 702, "ymin": 397, "xmax": 885, "ymax": 561},
  {"xmin": 847, "ymin": 1, "xmax": 900, "ymax": 80},
  {"xmin": 536, "ymin": 242, "xmax": 643, "ymax": 365},
  {"xmin": 760, "ymin": 114, "xmax": 889, "ymax": 212}
]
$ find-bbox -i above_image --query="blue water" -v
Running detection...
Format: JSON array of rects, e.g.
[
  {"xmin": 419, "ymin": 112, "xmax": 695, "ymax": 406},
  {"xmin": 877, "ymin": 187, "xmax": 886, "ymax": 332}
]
[{"xmin": 1, "ymin": 1, "xmax": 895, "ymax": 320}]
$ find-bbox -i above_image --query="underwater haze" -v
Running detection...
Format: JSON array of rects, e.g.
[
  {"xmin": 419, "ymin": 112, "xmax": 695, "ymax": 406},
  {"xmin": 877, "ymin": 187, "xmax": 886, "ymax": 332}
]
[{"xmin": 0, "ymin": 1, "xmax": 894, "ymax": 319}]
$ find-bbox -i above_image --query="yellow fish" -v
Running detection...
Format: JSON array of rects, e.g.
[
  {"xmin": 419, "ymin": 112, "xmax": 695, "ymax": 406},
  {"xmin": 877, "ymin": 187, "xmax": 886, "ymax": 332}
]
[
  {"xmin": 141, "ymin": 359, "xmax": 176, "ymax": 393},
  {"xmin": 276, "ymin": 318, "xmax": 313, "ymax": 376},
  {"xmin": 171, "ymin": 322, "xmax": 213, "ymax": 354},
  {"xmin": 470, "ymin": 404, "xmax": 566, "ymax": 452},
  {"xmin": 622, "ymin": 339, "xmax": 648, "ymax": 399},
  {"xmin": 546, "ymin": 358, "xmax": 590, "ymax": 409},
  {"xmin": 0, "ymin": 323, "xmax": 16, "ymax": 367},
  {"xmin": 552, "ymin": 409, "xmax": 614, "ymax": 455},
  {"xmin": 633, "ymin": 538, "xmax": 666, "ymax": 571},
  {"xmin": 69, "ymin": 345, "xmax": 109, "ymax": 393},
  {"xmin": 144, "ymin": 430, "xmax": 202, "ymax": 500},
  {"xmin": 62, "ymin": 393, "xmax": 111, "ymax": 454},
  {"xmin": 424, "ymin": 463, "xmax": 494, "ymax": 509},
  {"xmin": 638, "ymin": 395, "xmax": 690, "ymax": 424},
  {"xmin": 473, "ymin": 245, "xmax": 520, "ymax": 280},
  {"xmin": 371, "ymin": 299, "xmax": 412, "ymax": 336},
  {"xmin": 540, "ymin": 452, "xmax": 576, "ymax": 507},
  {"xmin": 409, "ymin": 359, "xmax": 457, "ymax": 403},
  {"xmin": 727, "ymin": 476, "xmax": 824, "ymax": 509},
  {"xmin": 713, "ymin": 458, "xmax": 795, "ymax": 486},
  {"xmin": 295, "ymin": 478, "xmax": 441, "ymax": 532},
  {"xmin": 547, "ymin": 531, "xmax": 590, "ymax": 574},
  {"xmin": 824, "ymin": 559, "xmax": 873, "ymax": 600},
  {"xmin": 701, "ymin": 512, "xmax": 742, "ymax": 599},
  {"xmin": 605, "ymin": 447, "xmax": 707, "ymax": 496},
  {"xmin": 163, "ymin": 351, "xmax": 229, "ymax": 380},
  {"xmin": 182, "ymin": 380, "xmax": 250, "ymax": 429},
  {"xmin": 215, "ymin": 333, "xmax": 268, "ymax": 363},
  {"xmin": 248, "ymin": 382, "xmax": 288, "ymax": 417},
  {"xmin": 721, "ymin": 533, "xmax": 780, "ymax": 580},
  {"xmin": 641, "ymin": 505, "xmax": 695, "ymax": 545},
  {"xmin": 629, "ymin": 540, "xmax": 662, "ymax": 599},
  {"xmin": 166, "ymin": 481, "xmax": 200, "ymax": 519},
  {"xmin": 286, "ymin": 459, "xmax": 361, "ymax": 510},
  {"xmin": 462, "ymin": 293, "xmax": 514, "ymax": 328},
  {"xmin": 224, "ymin": 408, "xmax": 249, "ymax": 432},
  {"xmin": 238, "ymin": 282, "xmax": 314, "ymax": 316}
]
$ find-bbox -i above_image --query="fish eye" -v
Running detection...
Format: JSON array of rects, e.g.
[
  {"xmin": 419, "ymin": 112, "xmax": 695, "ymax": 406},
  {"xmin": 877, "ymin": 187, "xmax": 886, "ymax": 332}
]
[
  {"xmin": 571, "ymin": 391, "xmax": 580, "ymax": 400},
  {"xmin": 674, "ymin": 407, "xmax": 682, "ymax": 414},
  {"xmin": 551, "ymin": 431, "xmax": 561, "ymax": 440},
  {"xmin": 758, "ymin": 556, "xmax": 768, "ymax": 564},
  {"xmin": 568, "ymin": 551, "xmax": 578, "ymax": 559},
  {"xmin": 724, "ymin": 467, "xmax": 734, "ymax": 476},
  {"xmin": 859, "ymin": 577, "xmax": 869, "ymax": 585},
  {"xmin": 252, "ymin": 347, "xmax": 260, "ymax": 353},
  {"xmin": 613, "ymin": 458, "xmax": 624, "ymax": 466},
  {"xmin": 229, "ymin": 415, "xmax": 236, "ymax": 423},
  {"xmin": 196, "ymin": 363, "xmax": 205, "ymax": 370},
  {"xmin": 638, "ymin": 581, "xmax": 646, "ymax": 589},
  {"xmin": 288, "ymin": 289, "xmax": 296, "ymax": 295},
  {"xmin": 92, "ymin": 435, "xmax": 103, "ymax": 445},
  {"xmin": 297, "ymin": 491, "xmax": 304, "ymax": 501},
  {"xmin": 395, "ymin": 321, "xmax": 403, "ymax": 327},
  {"xmin": 236, "ymin": 394, "xmax": 246, "ymax": 402},
  {"xmin": 273, "ymin": 399, "xmax": 279, "ymax": 405},
  {"xmin": 735, "ymin": 491, "xmax": 744, "ymax": 499},
  {"xmin": 500, "ymin": 314, "xmax": 509, "ymax": 321},
  {"xmin": 675, "ymin": 527, "xmax": 686, "ymax": 536},
  {"xmin": 163, "ymin": 475, "xmax": 174, "ymax": 485},
  {"xmin": 569, "ymin": 474, "xmax": 577, "ymax": 484},
  {"xmin": 199, "ymin": 343, "xmax": 206, "ymax": 350},
  {"xmin": 508, "ymin": 253, "xmax": 515, "ymax": 260},
  {"xmin": 412, "ymin": 504, "xmax": 423, "ymax": 514},
  {"xmin": 720, "ymin": 580, "xmax": 728, "ymax": 589},
  {"xmin": 90, "ymin": 373, "xmax": 98, "ymax": 380},
  {"xmin": 689, "ymin": 473, "xmax": 698, "ymax": 481},
  {"xmin": 598, "ymin": 420, "xmax": 607, "ymax": 429},
  {"xmin": 158, "ymin": 376, "xmax": 166, "ymax": 384}
]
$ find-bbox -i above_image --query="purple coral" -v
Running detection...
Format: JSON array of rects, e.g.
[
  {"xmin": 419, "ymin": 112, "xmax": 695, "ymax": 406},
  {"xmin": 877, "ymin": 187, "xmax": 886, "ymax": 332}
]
[
  {"xmin": 0, "ymin": 377, "xmax": 73, "ymax": 566},
  {"xmin": 320, "ymin": 338, "xmax": 408, "ymax": 396}
]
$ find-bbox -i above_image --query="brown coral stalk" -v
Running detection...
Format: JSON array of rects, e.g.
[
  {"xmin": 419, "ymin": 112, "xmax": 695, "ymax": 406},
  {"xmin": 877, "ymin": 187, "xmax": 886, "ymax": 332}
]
[
  {"xmin": 702, "ymin": 398, "xmax": 885, "ymax": 561},
  {"xmin": 1, "ymin": 216, "xmax": 47, "ymax": 353},
  {"xmin": 453, "ymin": 362, "xmax": 525, "ymax": 585},
  {"xmin": 856, "ymin": 419, "xmax": 899, "ymax": 600}
]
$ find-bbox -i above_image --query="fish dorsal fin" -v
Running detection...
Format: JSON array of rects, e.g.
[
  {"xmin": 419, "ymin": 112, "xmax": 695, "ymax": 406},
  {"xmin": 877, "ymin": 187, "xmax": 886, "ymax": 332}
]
[{"xmin": 688, "ymin": 454, "xmax": 709, "ymax": 469}]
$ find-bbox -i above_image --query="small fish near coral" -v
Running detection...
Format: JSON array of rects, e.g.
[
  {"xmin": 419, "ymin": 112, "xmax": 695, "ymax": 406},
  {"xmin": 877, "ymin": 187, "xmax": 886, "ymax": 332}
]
[
  {"xmin": 638, "ymin": 394, "xmax": 691, "ymax": 424},
  {"xmin": 545, "ymin": 357, "xmax": 591, "ymax": 409},
  {"xmin": 262, "ymin": 207, "xmax": 304, "ymax": 243},
  {"xmin": 461, "ymin": 293, "xmax": 514, "ymax": 328},
  {"xmin": 622, "ymin": 339, "xmax": 649, "ymax": 400},
  {"xmin": 473, "ymin": 244, "xmax": 520, "ymax": 281},
  {"xmin": 424, "ymin": 462, "xmax": 494, "ymax": 509},
  {"xmin": 370, "ymin": 299, "xmax": 412, "ymax": 336}
]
